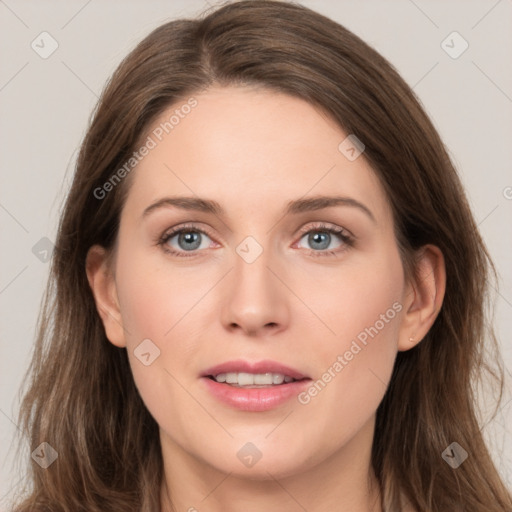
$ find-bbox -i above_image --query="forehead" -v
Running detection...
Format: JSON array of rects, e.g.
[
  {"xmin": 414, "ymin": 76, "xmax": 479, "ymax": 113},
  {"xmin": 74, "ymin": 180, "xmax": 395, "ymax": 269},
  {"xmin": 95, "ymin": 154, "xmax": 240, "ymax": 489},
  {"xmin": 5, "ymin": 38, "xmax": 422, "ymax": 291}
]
[{"xmin": 123, "ymin": 85, "xmax": 391, "ymax": 224}]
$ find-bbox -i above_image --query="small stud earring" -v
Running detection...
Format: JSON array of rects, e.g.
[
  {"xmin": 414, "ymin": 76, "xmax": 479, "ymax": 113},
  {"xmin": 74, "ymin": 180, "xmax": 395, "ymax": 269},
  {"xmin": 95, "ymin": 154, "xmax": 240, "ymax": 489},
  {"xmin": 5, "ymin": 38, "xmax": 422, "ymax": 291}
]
[{"xmin": 409, "ymin": 335, "xmax": 415, "ymax": 342}]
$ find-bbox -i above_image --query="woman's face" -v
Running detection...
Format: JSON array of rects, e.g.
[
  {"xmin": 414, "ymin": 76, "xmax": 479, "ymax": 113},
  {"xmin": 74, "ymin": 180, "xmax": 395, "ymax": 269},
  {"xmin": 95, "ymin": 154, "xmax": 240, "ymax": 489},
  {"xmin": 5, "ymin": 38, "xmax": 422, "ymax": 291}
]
[{"xmin": 97, "ymin": 85, "xmax": 413, "ymax": 479}]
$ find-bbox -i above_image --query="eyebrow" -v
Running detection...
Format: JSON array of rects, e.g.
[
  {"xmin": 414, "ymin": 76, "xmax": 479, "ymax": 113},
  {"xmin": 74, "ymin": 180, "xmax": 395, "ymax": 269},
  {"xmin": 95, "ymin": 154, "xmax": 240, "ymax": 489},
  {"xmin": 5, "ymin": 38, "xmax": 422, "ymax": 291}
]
[{"xmin": 142, "ymin": 195, "xmax": 376, "ymax": 223}]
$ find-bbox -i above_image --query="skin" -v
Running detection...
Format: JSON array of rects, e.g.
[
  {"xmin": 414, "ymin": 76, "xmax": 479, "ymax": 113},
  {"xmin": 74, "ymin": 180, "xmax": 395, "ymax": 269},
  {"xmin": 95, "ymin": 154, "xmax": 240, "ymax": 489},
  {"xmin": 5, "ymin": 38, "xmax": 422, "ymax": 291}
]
[{"xmin": 86, "ymin": 85, "xmax": 445, "ymax": 512}]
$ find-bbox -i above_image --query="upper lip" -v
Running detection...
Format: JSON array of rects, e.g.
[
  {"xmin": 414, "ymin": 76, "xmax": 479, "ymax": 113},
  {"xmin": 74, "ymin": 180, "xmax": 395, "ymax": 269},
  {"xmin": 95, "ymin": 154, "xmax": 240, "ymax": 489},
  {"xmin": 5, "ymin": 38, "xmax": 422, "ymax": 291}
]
[{"xmin": 201, "ymin": 359, "xmax": 310, "ymax": 380}]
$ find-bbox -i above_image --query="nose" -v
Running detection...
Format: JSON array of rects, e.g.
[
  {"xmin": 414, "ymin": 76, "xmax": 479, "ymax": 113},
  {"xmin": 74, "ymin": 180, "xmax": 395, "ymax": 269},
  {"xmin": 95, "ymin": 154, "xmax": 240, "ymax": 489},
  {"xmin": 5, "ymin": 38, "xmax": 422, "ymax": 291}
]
[{"xmin": 220, "ymin": 241, "xmax": 290, "ymax": 337}]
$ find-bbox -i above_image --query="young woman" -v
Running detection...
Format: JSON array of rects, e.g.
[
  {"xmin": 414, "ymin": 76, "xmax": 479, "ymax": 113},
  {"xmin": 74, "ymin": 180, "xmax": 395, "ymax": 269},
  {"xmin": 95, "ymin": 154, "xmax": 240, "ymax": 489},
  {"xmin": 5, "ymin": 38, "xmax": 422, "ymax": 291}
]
[{"xmin": 12, "ymin": 1, "xmax": 512, "ymax": 511}]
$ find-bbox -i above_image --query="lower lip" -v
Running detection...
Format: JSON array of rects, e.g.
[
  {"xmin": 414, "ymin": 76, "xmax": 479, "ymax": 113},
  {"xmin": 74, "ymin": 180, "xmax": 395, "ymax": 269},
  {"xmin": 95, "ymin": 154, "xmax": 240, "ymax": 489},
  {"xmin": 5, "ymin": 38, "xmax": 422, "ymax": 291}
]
[{"xmin": 201, "ymin": 377, "xmax": 311, "ymax": 412}]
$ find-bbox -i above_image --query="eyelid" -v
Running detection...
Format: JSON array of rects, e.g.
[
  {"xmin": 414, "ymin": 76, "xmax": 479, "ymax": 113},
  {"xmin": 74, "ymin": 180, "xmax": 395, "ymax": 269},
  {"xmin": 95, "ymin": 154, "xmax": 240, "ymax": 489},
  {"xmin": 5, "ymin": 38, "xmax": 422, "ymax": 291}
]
[{"xmin": 295, "ymin": 221, "xmax": 355, "ymax": 240}]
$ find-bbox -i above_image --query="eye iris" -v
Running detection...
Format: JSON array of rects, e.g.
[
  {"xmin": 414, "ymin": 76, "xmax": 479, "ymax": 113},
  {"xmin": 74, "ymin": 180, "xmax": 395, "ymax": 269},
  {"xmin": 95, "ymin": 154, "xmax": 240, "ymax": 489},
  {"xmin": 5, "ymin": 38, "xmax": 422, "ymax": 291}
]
[
  {"xmin": 309, "ymin": 231, "xmax": 330, "ymax": 250},
  {"xmin": 178, "ymin": 231, "xmax": 201, "ymax": 251}
]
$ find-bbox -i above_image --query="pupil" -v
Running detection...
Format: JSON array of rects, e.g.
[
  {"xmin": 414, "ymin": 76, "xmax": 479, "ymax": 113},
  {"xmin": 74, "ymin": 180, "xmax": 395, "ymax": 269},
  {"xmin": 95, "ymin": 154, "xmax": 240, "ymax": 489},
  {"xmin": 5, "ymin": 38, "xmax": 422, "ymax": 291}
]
[
  {"xmin": 309, "ymin": 232, "xmax": 330, "ymax": 250},
  {"xmin": 179, "ymin": 232, "xmax": 201, "ymax": 250}
]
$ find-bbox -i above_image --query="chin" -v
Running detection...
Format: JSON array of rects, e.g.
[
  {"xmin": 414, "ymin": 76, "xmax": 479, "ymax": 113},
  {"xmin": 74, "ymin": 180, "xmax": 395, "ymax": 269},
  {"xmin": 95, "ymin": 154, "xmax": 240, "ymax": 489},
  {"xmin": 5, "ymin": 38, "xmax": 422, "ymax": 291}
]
[{"xmin": 200, "ymin": 442, "xmax": 315, "ymax": 480}]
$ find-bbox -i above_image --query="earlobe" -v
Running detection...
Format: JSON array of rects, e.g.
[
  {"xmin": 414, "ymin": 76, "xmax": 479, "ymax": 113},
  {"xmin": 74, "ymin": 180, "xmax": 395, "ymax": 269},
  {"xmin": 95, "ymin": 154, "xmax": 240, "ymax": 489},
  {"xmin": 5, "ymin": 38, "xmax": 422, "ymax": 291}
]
[
  {"xmin": 397, "ymin": 245, "xmax": 446, "ymax": 352},
  {"xmin": 85, "ymin": 244, "xmax": 127, "ymax": 348}
]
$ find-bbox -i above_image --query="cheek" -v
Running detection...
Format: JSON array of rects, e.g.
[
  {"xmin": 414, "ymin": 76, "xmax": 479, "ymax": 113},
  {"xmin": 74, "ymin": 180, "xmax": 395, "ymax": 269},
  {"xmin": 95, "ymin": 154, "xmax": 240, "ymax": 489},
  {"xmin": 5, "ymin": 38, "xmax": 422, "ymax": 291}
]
[
  {"xmin": 112, "ymin": 238, "xmax": 224, "ymax": 419},
  {"xmin": 112, "ymin": 244, "xmax": 194, "ymax": 401},
  {"xmin": 299, "ymin": 243, "xmax": 404, "ymax": 357},
  {"xmin": 296, "ymin": 248, "xmax": 404, "ymax": 436},
  {"xmin": 114, "ymin": 242, "xmax": 204, "ymax": 345}
]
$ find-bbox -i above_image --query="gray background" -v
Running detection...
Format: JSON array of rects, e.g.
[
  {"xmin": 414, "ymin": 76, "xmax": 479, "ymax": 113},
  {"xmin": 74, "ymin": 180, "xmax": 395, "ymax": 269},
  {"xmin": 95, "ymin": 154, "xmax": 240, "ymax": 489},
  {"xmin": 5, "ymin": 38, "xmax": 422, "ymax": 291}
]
[{"xmin": 1, "ymin": 0, "xmax": 511, "ymax": 506}]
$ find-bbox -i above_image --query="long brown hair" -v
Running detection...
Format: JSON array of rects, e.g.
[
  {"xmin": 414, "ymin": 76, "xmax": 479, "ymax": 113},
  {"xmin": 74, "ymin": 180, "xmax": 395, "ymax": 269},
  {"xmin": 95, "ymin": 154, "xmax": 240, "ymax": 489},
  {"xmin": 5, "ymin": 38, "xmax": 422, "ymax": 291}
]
[{"xmin": 11, "ymin": 1, "xmax": 511, "ymax": 511}]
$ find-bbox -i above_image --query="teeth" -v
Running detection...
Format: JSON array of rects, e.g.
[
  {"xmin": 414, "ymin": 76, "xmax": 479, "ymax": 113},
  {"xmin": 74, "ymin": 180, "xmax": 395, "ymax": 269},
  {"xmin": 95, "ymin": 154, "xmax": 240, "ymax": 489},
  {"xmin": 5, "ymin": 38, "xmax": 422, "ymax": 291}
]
[
  {"xmin": 212, "ymin": 372, "xmax": 297, "ymax": 386},
  {"xmin": 238, "ymin": 372, "xmax": 256, "ymax": 386},
  {"xmin": 225, "ymin": 373, "xmax": 237, "ymax": 384},
  {"xmin": 272, "ymin": 373, "xmax": 284, "ymax": 385}
]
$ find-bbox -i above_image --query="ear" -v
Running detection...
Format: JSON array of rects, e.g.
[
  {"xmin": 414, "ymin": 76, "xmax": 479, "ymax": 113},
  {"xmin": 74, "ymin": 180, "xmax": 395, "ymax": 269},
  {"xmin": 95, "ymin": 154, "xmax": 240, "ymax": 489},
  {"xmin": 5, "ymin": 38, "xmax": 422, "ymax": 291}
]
[
  {"xmin": 85, "ymin": 244, "xmax": 127, "ymax": 348},
  {"xmin": 398, "ymin": 244, "xmax": 446, "ymax": 351}
]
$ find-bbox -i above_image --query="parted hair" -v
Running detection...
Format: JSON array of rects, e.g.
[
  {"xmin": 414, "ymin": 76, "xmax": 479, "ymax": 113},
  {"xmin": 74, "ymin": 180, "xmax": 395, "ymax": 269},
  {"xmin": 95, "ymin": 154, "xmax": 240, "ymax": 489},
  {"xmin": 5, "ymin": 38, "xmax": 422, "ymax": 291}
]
[{"xmin": 12, "ymin": 1, "xmax": 511, "ymax": 511}]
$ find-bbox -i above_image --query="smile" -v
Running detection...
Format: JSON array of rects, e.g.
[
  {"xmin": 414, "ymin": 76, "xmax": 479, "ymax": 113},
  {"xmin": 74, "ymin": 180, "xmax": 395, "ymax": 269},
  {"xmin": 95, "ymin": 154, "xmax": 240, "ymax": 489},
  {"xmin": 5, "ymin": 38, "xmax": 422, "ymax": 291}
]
[{"xmin": 200, "ymin": 360, "xmax": 312, "ymax": 412}]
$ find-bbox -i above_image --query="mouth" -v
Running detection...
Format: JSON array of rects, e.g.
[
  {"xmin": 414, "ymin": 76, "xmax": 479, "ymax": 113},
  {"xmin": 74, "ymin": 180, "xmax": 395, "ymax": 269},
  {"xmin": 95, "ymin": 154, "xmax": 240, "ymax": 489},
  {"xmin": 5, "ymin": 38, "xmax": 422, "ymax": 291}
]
[{"xmin": 200, "ymin": 360, "xmax": 312, "ymax": 411}]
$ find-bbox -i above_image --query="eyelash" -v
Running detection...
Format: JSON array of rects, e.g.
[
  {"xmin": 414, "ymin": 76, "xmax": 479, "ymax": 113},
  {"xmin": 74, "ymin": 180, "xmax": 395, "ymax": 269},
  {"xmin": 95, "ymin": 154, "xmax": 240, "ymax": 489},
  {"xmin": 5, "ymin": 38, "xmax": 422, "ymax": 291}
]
[{"xmin": 156, "ymin": 222, "xmax": 355, "ymax": 259}]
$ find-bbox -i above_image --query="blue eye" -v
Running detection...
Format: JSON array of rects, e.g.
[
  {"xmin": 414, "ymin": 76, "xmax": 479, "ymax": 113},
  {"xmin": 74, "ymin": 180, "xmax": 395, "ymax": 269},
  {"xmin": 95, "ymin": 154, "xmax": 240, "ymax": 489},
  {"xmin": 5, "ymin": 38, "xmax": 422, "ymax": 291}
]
[
  {"xmin": 299, "ymin": 231, "xmax": 341, "ymax": 251},
  {"xmin": 295, "ymin": 224, "xmax": 354, "ymax": 257},
  {"xmin": 157, "ymin": 222, "xmax": 354, "ymax": 258},
  {"xmin": 160, "ymin": 227, "xmax": 212, "ymax": 255}
]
